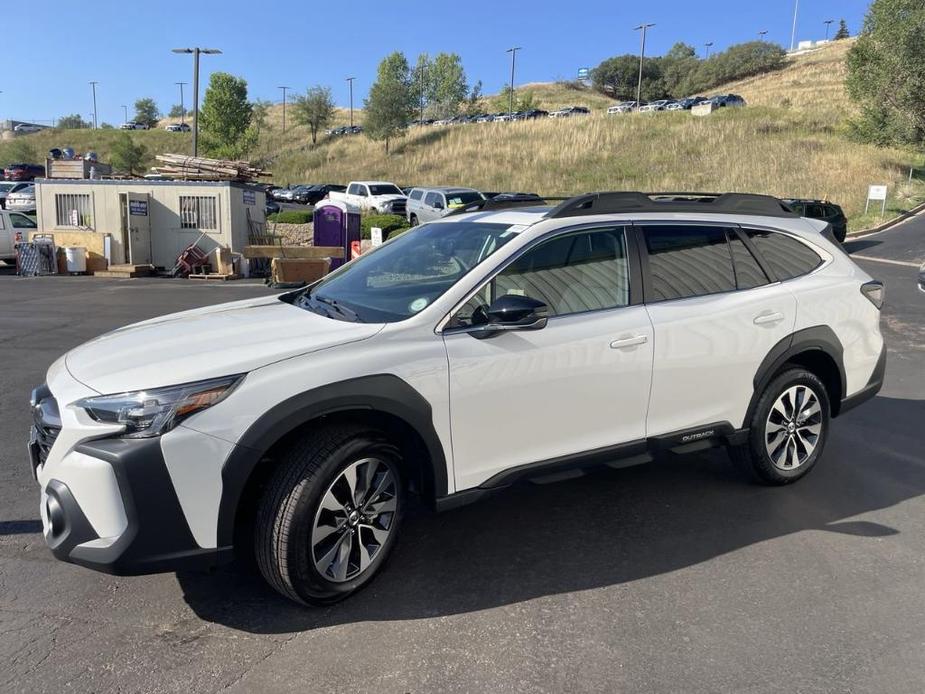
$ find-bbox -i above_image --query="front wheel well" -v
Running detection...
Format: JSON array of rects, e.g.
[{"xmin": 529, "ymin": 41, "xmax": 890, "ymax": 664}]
[{"xmin": 231, "ymin": 409, "xmax": 436, "ymax": 557}]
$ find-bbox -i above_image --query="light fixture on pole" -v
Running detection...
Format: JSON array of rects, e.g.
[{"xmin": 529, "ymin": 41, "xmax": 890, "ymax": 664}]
[
  {"xmin": 172, "ymin": 47, "xmax": 222, "ymax": 157},
  {"xmin": 278, "ymin": 86, "xmax": 292, "ymax": 132},
  {"xmin": 506, "ymin": 47, "xmax": 522, "ymax": 118},
  {"xmin": 758, "ymin": 30, "xmax": 769, "ymax": 40},
  {"xmin": 346, "ymin": 77, "xmax": 356, "ymax": 128},
  {"xmin": 633, "ymin": 24, "xmax": 655, "ymax": 110},
  {"xmin": 175, "ymin": 82, "xmax": 188, "ymax": 125},
  {"xmin": 89, "ymin": 81, "xmax": 99, "ymax": 129},
  {"xmin": 790, "ymin": 0, "xmax": 800, "ymax": 52},
  {"xmin": 704, "ymin": 41, "xmax": 714, "ymax": 58},
  {"xmin": 823, "ymin": 19, "xmax": 834, "ymax": 41}
]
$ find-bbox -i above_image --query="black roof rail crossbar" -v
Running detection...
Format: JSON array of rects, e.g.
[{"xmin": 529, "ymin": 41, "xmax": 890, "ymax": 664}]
[
  {"xmin": 445, "ymin": 197, "xmax": 556, "ymax": 217},
  {"xmin": 545, "ymin": 192, "xmax": 798, "ymax": 219}
]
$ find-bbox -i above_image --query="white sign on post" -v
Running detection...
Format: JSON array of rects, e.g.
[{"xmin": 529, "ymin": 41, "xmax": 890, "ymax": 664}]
[
  {"xmin": 865, "ymin": 184, "xmax": 888, "ymax": 217},
  {"xmin": 370, "ymin": 227, "xmax": 383, "ymax": 247}
]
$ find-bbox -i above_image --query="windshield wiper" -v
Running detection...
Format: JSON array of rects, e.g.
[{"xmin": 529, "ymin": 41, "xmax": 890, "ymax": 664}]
[{"xmin": 301, "ymin": 294, "xmax": 361, "ymax": 322}]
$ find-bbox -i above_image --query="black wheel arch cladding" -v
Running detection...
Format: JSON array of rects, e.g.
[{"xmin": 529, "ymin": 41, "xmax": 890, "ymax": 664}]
[{"xmin": 217, "ymin": 374, "xmax": 448, "ymax": 547}]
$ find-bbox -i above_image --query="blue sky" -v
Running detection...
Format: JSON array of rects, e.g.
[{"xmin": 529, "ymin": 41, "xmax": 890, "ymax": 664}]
[{"xmin": 6, "ymin": 0, "xmax": 870, "ymax": 125}]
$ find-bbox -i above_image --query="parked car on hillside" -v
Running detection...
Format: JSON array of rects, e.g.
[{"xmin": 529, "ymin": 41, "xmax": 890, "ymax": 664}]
[
  {"xmin": 0, "ymin": 209, "xmax": 38, "ymax": 261},
  {"xmin": 329, "ymin": 181, "xmax": 407, "ymax": 215},
  {"xmin": 406, "ymin": 187, "xmax": 485, "ymax": 225},
  {"xmin": 120, "ymin": 122, "xmax": 149, "ymax": 130},
  {"xmin": 165, "ymin": 123, "xmax": 191, "ymax": 132},
  {"xmin": 608, "ymin": 101, "xmax": 640, "ymax": 114},
  {"xmin": 639, "ymin": 100, "xmax": 672, "ymax": 112},
  {"xmin": 710, "ymin": 94, "xmax": 746, "ymax": 108},
  {"xmin": 784, "ymin": 199, "xmax": 848, "ymax": 243},
  {"xmin": 265, "ymin": 199, "xmax": 280, "ymax": 216},
  {"xmin": 0, "ymin": 182, "xmax": 32, "ymax": 208},
  {"xmin": 4, "ymin": 163, "xmax": 45, "ymax": 181},
  {"xmin": 5, "ymin": 184, "xmax": 36, "ymax": 213},
  {"xmin": 13, "ymin": 123, "xmax": 43, "ymax": 134},
  {"xmin": 550, "ymin": 106, "xmax": 591, "ymax": 118},
  {"xmin": 28, "ymin": 191, "xmax": 885, "ymax": 605},
  {"xmin": 305, "ymin": 184, "xmax": 347, "ymax": 205}
]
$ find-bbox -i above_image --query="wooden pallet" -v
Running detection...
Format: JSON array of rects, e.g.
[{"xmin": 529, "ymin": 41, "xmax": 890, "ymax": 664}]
[
  {"xmin": 188, "ymin": 272, "xmax": 239, "ymax": 281},
  {"xmin": 94, "ymin": 264, "xmax": 153, "ymax": 279}
]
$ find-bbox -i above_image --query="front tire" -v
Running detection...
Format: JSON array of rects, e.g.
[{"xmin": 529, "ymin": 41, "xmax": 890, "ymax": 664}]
[
  {"xmin": 729, "ymin": 368, "xmax": 830, "ymax": 485},
  {"xmin": 255, "ymin": 424, "xmax": 404, "ymax": 605},
  {"xmin": 409, "ymin": 214, "xmax": 418, "ymax": 226}
]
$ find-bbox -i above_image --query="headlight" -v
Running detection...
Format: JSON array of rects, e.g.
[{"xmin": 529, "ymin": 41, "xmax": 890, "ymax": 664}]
[{"xmin": 74, "ymin": 375, "xmax": 243, "ymax": 438}]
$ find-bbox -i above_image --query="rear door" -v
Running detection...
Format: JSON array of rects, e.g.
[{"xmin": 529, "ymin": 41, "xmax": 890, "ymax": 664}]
[
  {"xmin": 0, "ymin": 214, "xmax": 12, "ymax": 259},
  {"xmin": 423, "ymin": 192, "xmax": 443, "ymax": 222},
  {"xmin": 638, "ymin": 223, "xmax": 797, "ymax": 435}
]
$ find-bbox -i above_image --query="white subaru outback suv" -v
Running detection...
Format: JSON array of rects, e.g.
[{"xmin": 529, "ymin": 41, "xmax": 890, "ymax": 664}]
[{"xmin": 29, "ymin": 192, "xmax": 885, "ymax": 605}]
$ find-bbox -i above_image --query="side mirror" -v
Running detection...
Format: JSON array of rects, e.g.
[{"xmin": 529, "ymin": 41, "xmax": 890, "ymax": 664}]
[{"xmin": 470, "ymin": 295, "xmax": 548, "ymax": 339}]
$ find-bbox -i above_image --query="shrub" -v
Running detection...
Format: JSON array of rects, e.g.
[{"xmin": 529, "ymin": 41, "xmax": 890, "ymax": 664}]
[
  {"xmin": 268, "ymin": 210, "xmax": 313, "ymax": 224},
  {"xmin": 361, "ymin": 213, "xmax": 409, "ymax": 240}
]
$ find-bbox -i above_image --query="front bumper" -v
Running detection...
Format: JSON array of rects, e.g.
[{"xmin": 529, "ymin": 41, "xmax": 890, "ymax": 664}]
[{"xmin": 38, "ymin": 436, "xmax": 233, "ymax": 575}]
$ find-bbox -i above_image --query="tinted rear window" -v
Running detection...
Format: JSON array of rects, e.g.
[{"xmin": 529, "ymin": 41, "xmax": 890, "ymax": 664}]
[
  {"xmin": 643, "ymin": 226, "xmax": 736, "ymax": 301},
  {"xmin": 746, "ymin": 230, "xmax": 822, "ymax": 281}
]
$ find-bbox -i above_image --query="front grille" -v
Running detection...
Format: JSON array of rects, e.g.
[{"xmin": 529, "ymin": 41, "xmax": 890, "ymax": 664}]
[
  {"xmin": 31, "ymin": 385, "xmax": 61, "ymax": 466},
  {"xmin": 388, "ymin": 200, "xmax": 407, "ymax": 214}
]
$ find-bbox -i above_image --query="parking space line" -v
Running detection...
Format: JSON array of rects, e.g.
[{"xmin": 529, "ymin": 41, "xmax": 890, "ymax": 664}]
[{"xmin": 852, "ymin": 255, "xmax": 922, "ymax": 268}]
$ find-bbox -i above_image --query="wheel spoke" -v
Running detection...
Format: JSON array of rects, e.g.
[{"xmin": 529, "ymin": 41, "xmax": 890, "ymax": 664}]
[
  {"xmin": 355, "ymin": 459, "xmax": 379, "ymax": 507},
  {"xmin": 357, "ymin": 533, "xmax": 373, "ymax": 573},
  {"xmin": 340, "ymin": 464, "xmax": 359, "ymax": 507},
  {"xmin": 319, "ymin": 488, "xmax": 346, "ymax": 515},
  {"xmin": 315, "ymin": 530, "xmax": 349, "ymax": 577},
  {"xmin": 361, "ymin": 470, "xmax": 394, "ymax": 513},
  {"xmin": 331, "ymin": 531, "xmax": 353, "ymax": 581},
  {"xmin": 788, "ymin": 438, "xmax": 801, "ymax": 468},
  {"xmin": 360, "ymin": 522, "xmax": 390, "ymax": 546},
  {"xmin": 366, "ymin": 495, "xmax": 397, "ymax": 516},
  {"xmin": 312, "ymin": 518, "xmax": 343, "ymax": 547}
]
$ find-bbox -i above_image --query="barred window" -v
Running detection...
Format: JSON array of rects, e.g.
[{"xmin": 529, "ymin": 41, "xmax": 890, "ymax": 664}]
[
  {"xmin": 179, "ymin": 196, "xmax": 218, "ymax": 230},
  {"xmin": 55, "ymin": 193, "xmax": 93, "ymax": 227}
]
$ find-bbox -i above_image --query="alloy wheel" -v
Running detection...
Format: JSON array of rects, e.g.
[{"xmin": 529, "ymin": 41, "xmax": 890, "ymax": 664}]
[
  {"xmin": 765, "ymin": 385, "xmax": 823, "ymax": 471},
  {"xmin": 311, "ymin": 458, "xmax": 398, "ymax": 583}
]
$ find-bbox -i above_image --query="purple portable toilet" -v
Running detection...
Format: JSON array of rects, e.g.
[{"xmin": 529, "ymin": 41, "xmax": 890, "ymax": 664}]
[{"xmin": 313, "ymin": 200, "xmax": 361, "ymax": 270}]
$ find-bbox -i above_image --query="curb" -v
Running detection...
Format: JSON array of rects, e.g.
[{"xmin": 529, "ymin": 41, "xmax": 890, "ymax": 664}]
[{"xmin": 850, "ymin": 201, "xmax": 925, "ymax": 239}]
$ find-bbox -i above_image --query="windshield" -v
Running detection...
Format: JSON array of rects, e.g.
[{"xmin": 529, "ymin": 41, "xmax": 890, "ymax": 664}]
[
  {"xmin": 368, "ymin": 184, "xmax": 404, "ymax": 196},
  {"xmin": 0, "ymin": 183, "xmax": 15, "ymax": 193},
  {"xmin": 292, "ymin": 221, "xmax": 523, "ymax": 323},
  {"xmin": 446, "ymin": 191, "xmax": 483, "ymax": 208}
]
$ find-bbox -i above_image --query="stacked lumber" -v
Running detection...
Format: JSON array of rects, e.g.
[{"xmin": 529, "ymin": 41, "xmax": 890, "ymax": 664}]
[{"xmin": 153, "ymin": 154, "xmax": 271, "ymax": 181}]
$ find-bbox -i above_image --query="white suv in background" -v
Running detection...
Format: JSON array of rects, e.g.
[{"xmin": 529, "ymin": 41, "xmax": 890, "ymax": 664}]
[
  {"xmin": 30, "ymin": 192, "xmax": 885, "ymax": 605},
  {"xmin": 406, "ymin": 186, "xmax": 485, "ymax": 225}
]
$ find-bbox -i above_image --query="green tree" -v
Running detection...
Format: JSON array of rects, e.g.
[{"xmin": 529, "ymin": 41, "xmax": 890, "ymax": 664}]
[
  {"xmin": 364, "ymin": 52, "xmax": 416, "ymax": 153},
  {"xmin": 427, "ymin": 53, "xmax": 469, "ymax": 118},
  {"xmin": 168, "ymin": 104, "xmax": 189, "ymax": 119},
  {"xmin": 57, "ymin": 114, "xmax": 90, "ymax": 129},
  {"xmin": 134, "ymin": 98, "xmax": 160, "ymax": 128},
  {"xmin": 199, "ymin": 72, "xmax": 254, "ymax": 158},
  {"xmin": 847, "ymin": 0, "xmax": 925, "ymax": 145},
  {"xmin": 462, "ymin": 80, "xmax": 484, "ymax": 116},
  {"xmin": 660, "ymin": 42, "xmax": 700, "ymax": 97},
  {"xmin": 100, "ymin": 122, "xmax": 115, "ymax": 130},
  {"xmin": 493, "ymin": 86, "xmax": 537, "ymax": 113},
  {"xmin": 291, "ymin": 86, "xmax": 336, "ymax": 144},
  {"xmin": 110, "ymin": 133, "xmax": 148, "ymax": 176},
  {"xmin": 834, "ymin": 19, "xmax": 850, "ymax": 40},
  {"xmin": 591, "ymin": 55, "xmax": 663, "ymax": 101},
  {"xmin": 683, "ymin": 41, "xmax": 786, "ymax": 94},
  {"xmin": 1, "ymin": 139, "xmax": 37, "ymax": 167}
]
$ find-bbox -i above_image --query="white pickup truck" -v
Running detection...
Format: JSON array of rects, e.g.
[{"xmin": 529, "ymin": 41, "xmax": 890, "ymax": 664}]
[{"xmin": 327, "ymin": 181, "xmax": 407, "ymax": 215}]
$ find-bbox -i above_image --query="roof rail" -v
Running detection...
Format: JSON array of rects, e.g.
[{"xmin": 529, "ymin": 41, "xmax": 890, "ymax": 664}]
[
  {"xmin": 545, "ymin": 192, "xmax": 798, "ymax": 219},
  {"xmin": 444, "ymin": 195, "xmax": 554, "ymax": 217}
]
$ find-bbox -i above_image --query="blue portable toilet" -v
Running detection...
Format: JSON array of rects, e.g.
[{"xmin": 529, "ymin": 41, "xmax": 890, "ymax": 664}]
[{"xmin": 313, "ymin": 201, "xmax": 361, "ymax": 270}]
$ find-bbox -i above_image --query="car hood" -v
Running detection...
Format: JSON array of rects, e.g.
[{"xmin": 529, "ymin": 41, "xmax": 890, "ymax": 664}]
[
  {"xmin": 369, "ymin": 194, "xmax": 406, "ymax": 201},
  {"xmin": 64, "ymin": 294, "xmax": 384, "ymax": 394}
]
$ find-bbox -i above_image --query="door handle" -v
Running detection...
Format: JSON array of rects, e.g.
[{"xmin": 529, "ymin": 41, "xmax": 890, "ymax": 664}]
[
  {"xmin": 753, "ymin": 311, "xmax": 785, "ymax": 326},
  {"xmin": 610, "ymin": 335, "xmax": 649, "ymax": 349}
]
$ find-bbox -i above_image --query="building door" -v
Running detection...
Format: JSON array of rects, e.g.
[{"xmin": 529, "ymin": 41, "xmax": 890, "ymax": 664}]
[{"xmin": 125, "ymin": 192, "xmax": 151, "ymax": 265}]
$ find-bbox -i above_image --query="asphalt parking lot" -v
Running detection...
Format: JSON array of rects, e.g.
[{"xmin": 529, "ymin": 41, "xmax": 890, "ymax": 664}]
[{"xmin": 1, "ymin": 219, "xmax": 923, "ymax": 693}]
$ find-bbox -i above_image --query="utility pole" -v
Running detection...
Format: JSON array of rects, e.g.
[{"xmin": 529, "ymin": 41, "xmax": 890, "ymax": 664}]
[
  {"xmin": 121, "ymin": 105, "xmax": 128, "ymax": 123},
  {"xmin": 506, "ymin": 47, "xmax": 522, "ymax": 118},
  {"xmin": 790, "ymin": 0, "xmax": 800, "ymax": 52},
  {"xmin": 89, "ymin": 81, "xmax": 99, "ymax": 129},
  {"xmin": 704, "ymin": 41, "xmax": 714, "ymax": 58},
  {"xmin": 175, "ymin": 82, "xmax": 187, "ymax": 124},
  {"xmin": 278, "ymin": 86, "xmax": 292, "ymax": 132},
  {"xmin": 633, "ymin": 24, "xmax": 655, "ymax": 110},
  {"xmin": 172, "ymin": 47, "xmax": 222, "ymax": 157},
  {"xmin": 823, "ymin": 19, "xmax": 834, "ymax": 41},
  {"xmin": 346, "ymin": 77, "xmax": 355, "ymax": 128}
]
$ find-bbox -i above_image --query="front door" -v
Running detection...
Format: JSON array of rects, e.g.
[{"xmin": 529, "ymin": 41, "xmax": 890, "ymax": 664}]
[
  {"xmin": 126, "ymin": 192, "xmax": 151, "ymax": 265},
  {"xmin": 443, "ymin": 226, "xmax": 653, "ymax": 490},
  {"xmin": 0, "ymin": 214, "xmax": 12, "ymax": 258}
]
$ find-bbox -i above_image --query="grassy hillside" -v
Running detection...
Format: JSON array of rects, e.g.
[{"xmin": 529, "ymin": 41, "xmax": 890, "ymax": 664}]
[
  {"xmin": 3, "ymin": 40, "xmax": 922, "ymax": 230},
  {"xmin": 0, "ymin": 127, "xmax": 190, "ymax": 167}
]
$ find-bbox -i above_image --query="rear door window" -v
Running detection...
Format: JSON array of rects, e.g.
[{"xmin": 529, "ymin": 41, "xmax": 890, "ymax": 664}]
[
  {"xmin": 728, "ymin": 232, "xmax": 769, "ymax": 290},
  {"xmin": 745, "ymin": 230, "xmax": 822, "ymax": 281},
  {"xmin": 642, "ymin": 225, "xmax": 736, "ymax": 301}
]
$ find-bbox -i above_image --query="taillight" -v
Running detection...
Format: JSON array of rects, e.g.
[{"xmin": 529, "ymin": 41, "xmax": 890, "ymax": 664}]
[{"xmin": 861, "ymin": 281, "xmax": 884, "ymax": 309}]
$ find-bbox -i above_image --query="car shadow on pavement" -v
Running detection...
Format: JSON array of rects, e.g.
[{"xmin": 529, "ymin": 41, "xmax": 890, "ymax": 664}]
[
  {"xmin": 844, "ymin": 239, "xmax": 883, "ymax": 254},
  {"xmin": 176, "ymin": 395, "xmax": 925, "ymax": 634},
  {"xmin": 0, "ymin": 520, "xmax": 43, "ymax": 535}
]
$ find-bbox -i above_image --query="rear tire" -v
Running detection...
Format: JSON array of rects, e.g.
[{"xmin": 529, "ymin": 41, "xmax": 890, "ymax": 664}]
[
  {"xmin": 729, "ymin": 368, "xmax": 830, "ymax": 485},
  {"xmin": 255, "ymin": 424, "xmax": 404, "ymax": 605}
]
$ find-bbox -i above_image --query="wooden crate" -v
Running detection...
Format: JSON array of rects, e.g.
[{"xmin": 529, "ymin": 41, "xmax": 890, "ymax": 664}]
[{"xmin": 271, "ymin": 258, "xmax": 330, "ymax": 284}]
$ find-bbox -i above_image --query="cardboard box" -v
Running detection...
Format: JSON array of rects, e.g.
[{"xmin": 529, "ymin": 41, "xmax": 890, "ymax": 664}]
[{"xmin": 271, "ymin": 257, "xmax": 331, "ymax": 285}]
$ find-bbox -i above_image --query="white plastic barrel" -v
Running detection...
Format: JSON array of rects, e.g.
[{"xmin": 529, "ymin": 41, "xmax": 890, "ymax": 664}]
[{"xmin": 65, "ymin": 247, "xmax": 87, "ymax": 273}]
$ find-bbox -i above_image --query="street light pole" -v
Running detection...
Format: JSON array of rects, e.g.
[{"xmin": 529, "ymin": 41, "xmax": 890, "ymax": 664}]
[
  {"xmin": 824, "ymin": 19, "xmax": 834, "ymax": 41},
  {"xmin": 704, "ymin": 41, "xmax": 714, "ymax": 58},
  {"xmin": 176, "ymin": 82, "xmax": 187, "ymax": 125},
  {"xmin": 278, "ymin": 86, "xmax": 292, "ymax": 132},
  {"xmin": 89, "ymin": 81, "xmax": 99, "ymax": 129},
  {"xmin": 346, "ymin": 77, "xmax": 355, "ymax": 128},
  {"xmin": 172, "ymin": 47, "xmax": 222, "ymax": 157},
  {"xmin": 633, "ymin": 24, "xmax": 655, "ymax": 110},
  {"xmin": 506, "ymin": 47, "xmax": 522, "ymax": 118},
  {"xmin": 790, "ymin": 0, "xmax": 800, "ymax": 52},
  {"xmin": 121, "ymin": 105, "xmax": 128, "ymax": 123}
]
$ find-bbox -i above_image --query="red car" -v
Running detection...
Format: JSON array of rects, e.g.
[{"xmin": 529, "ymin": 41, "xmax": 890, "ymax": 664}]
[{"xmin": 3, "ymin": 163, "xmax": 46, "ymax": 181}]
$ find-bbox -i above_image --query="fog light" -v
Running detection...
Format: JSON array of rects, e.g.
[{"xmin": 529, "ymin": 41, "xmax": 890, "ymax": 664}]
[{"xmin": 45, "ymin": 496, "xmax": 65, "ymax": 536}]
